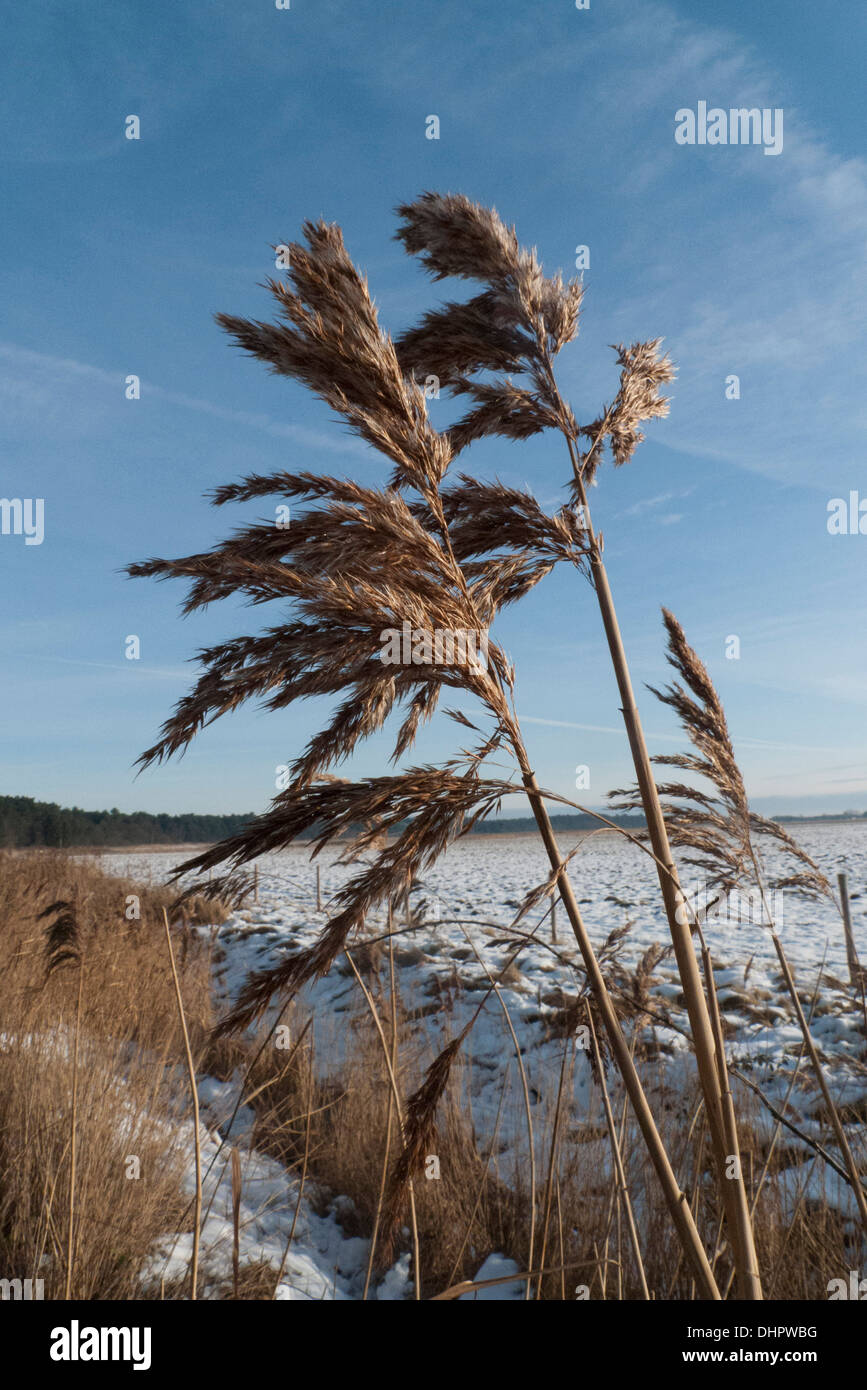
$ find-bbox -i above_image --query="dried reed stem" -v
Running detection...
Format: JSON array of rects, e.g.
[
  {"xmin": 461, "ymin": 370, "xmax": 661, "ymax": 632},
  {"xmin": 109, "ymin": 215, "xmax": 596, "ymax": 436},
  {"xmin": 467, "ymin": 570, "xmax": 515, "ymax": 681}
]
[
  {"xmin": 722, "ymin": 971, "xmax": 821, "ymax": 1299},
  {"xmin": 231, "ymin": 1147, "xmax": 241, "ymax": 1299},
  {"xmin": 273, "ymin": 1034, "xmax": 314, "ymax": 1297},
  {"xmin": 568, "ymin": 458, "xmax": 759, "ymax": 1298},
  {"xmin": 769, "ymin": 929, "xmax": 867, "ymax": 1227},
  {"xmin": 518, "ymin": 768, "xmax": 720, "ymax": 1298},
  {"xmin": 446, "ymin": 1062, "xmax": 510, "ymax": 1288},
  {"xmin": 162, "ymin": 907, "xmax": 202, "ymax": 1300},
  {"xmin": 585, "ymin": 1003, "xmax": 650, "ymax": 1299},
  {"xmin": 699, "ymin": 936, "xmax": 759, "ymax": 1292},
  {"xmin": 64, "ymin": 965, "xmax": 83, "ymax": 1300},
  {"xmin": 363, "ymin": 908, "xmax": 398, "ymax": 1299},
  {"xmin": 535, "ymin": 1033, "xmax": 571, "ymax": 1299},
  {"xmin": 461, "ymin": 928, "xmax": 536, "ymax": 1297},
  {"xmin": 344, "ymin": 948, "xmax": 421, "ymax": 1298}
]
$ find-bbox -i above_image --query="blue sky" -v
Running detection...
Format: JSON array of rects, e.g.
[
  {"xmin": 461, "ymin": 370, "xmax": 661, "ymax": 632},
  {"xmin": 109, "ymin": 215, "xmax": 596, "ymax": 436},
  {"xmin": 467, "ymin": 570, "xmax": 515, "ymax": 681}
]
[{"xmin": 2, "ymin": 0, "xmax": 866, "ymax": 818}]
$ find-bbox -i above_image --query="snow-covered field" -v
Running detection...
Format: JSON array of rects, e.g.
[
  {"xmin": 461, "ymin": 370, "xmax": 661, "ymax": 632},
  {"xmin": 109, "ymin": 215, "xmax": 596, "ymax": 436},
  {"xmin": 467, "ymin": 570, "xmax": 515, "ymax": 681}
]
[{"xmin": 98, "ymin": 820, "xmax": 867, "ymax": 1299}]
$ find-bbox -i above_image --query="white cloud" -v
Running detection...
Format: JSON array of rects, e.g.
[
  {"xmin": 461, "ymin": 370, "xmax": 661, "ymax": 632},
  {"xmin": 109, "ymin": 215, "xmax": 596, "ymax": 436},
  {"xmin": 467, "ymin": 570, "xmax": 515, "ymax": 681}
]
[{"xmin": 0, "ymin": 342, "xmax": 366, "ymax": 457}]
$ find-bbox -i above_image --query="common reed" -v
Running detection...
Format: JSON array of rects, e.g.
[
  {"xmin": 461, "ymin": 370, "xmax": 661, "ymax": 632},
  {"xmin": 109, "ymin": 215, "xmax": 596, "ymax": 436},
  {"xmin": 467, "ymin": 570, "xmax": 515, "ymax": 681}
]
[
  {"xmin": 612, "ymin": 608, "xmax": 867, "ymax": 1228},
  {"xmin": 393, "ymin": 192, "xmax": 759, "ymax": 1295},
  {"xmin": 41, "ymin": 893, "xmax": 83, "ymax": 1299},
  {"xmin": 132, "ymin": 194, "xmax": 865, "ymax": 1295}
]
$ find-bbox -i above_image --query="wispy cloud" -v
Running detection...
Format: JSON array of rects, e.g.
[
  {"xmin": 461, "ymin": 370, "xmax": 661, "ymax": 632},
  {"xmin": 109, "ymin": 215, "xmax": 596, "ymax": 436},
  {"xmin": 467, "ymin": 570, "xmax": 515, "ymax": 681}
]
[
  {"xmin": 154, "ymin": 384, "xmax": 370, "ymax": 457},
  {"xmin": 521, "ymin": 714, "xmax": 638, "ymax": 736},
  {"xmin": 533, "ymin": 3, "xmax": 867, "ymax": 487},
  {"xmin": 28, "ymin": 655, "xmax": 190, "ymax": 680},
  {"xmin": 0, "ymin": 342, "xmax": 366, "ymax": 457},
  {"xmin": 522, "ymin": 715, "xmax": 846, "ymax": 758},
  {"xmin": 621, "ymin": 489, "xmax": 694, "ymax": 518}
]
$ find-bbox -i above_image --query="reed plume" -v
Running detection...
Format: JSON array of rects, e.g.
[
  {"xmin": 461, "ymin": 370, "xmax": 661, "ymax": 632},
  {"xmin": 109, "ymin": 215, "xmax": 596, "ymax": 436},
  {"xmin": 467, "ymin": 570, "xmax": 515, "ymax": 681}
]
[
  {"xmin": 39, "ymin": 893, "xmax": 83, "ymax": 1298},
  {"xmin": 618, "ymin": 609, "xmax": 867, "ymax": 1229},
  {"xmin": 40, "ymin": 898, "xmax": 82, "ymax": 977},
  {"xmin": 130, "ymin": 207, "xmax": 738, "ymax": 1296},
  {"xmin": 394, "ymin": 191, "xmax": 759, "ymax": 1297}
]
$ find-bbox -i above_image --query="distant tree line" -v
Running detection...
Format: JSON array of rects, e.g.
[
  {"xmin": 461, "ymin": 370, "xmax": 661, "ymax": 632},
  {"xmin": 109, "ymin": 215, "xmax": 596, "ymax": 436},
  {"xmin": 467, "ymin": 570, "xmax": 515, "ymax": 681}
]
[
  {"xmin": 0, "ymin": 795, "xmax": 647, "ymax": 848},
  {"xmin": 1, "ymin": 794, "xmax": 858, "ymax": 850},
  {"xmin": 461, "ymin": 812, "xmax": 646, "ymax": 834},
  {"xmin": 0, "ymin": 796, "xmax": 254, "ymax": 848}
]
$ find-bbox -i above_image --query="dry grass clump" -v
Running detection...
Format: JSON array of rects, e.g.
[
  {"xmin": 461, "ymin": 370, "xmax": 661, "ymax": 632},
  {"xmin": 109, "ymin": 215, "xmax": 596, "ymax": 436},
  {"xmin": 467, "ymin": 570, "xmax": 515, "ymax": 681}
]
[
  {"xmin": 232, "ymin": 972, "xmax": 856, "ymax": 1300},
  {"xmin": 235, "ymin": 990, "xmax": 519, "ymax": 1297},
  {"xmin": 0, "ymin": 851, "xmax": 215, "ymax": 1298}
]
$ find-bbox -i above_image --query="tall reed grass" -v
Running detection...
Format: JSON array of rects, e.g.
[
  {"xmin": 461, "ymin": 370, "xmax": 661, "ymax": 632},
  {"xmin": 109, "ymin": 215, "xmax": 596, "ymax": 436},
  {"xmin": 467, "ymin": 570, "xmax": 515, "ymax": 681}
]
[{"xmin": 115, "ymin": 193, "xmax": 867, "ymax": 1298}]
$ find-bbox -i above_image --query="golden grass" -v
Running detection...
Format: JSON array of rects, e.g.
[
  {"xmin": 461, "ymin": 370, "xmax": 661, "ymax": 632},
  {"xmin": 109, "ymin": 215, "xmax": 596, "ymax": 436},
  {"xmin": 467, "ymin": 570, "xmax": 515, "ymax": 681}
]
[{"xmin": 0, "ymin": 850, "xmax": 215, "ymax": 1299}]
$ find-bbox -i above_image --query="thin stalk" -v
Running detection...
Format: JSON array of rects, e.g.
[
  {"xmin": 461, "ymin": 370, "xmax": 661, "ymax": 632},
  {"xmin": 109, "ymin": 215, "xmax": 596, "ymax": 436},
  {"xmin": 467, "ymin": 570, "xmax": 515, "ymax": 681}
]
[
  {"xmin": 837, "ymin": 870, "xmax": 859, "ymax": 984},
  {"xmin": 732, "ymin": 1068, "xmax": 852, "ymax": 1186},
  {"xmin": 535, "ymin": 1033, "xmax": 572, "ymax": 1299},
  {"xmin": 746, "ymin": 854, "xmax": 867, "ymax": 1229},
  {"xmin": 447, "ymin": 1061, "xmax": 510, "ymax": 1288},
  {"xmin": 231, "ymin": 1147, "xmax": 241, "ymax": 1299},
  {"xmin": 593, "ymin": 1240, "xmax": 606, "ymax": 1300},
  {"xmin": 64, "ymin": 965, "xmax": 83, "ymax": 1300},
  {"xmin": 722, "ymin": 951, "xmax": 825, "ymax": 1302},
  {"xmin": 344, "ymin": 948, "xmax": 422, "ymax": 1299},
  {"xmin": 518, "ymin": 766, "xmax": 719, "ymax": 1298},
  {"xmin": 460, "ymin": 929, "xmax": 536, "ymax": 1298},
  {"xmin": 699, "ymin": 935, "xmax": 761, "ymax": 1294},
  {"xmin": 585, "ymin": 1003, "xmax": 650, "ymax": 1299},
  {"xmin": 162, "ymin": 907, "xmax": 202, "ymax": 1301},
  {"xmin": 273, "ymin": 1032, "xmax": 314, "ymax": 1297},
  {"xmin": 363, "ymin": 907, "xmax": 398, "ymax": 1299},
  {"xmin": 666, "ymin": 1108, "xmax": 707, "ymax": 1298},
  {"xmin": 426, "ymin": 483, "xmax": 720, "ymax": 1294},
  {"xmin": 837, "ymin": 871, "xmax": 864, "ymax": 998},
  {"xmin": 548, "ymin": 397, "xmax": 760, "ymax": 1297},
  {"xmin": 556, "ymin": 1177, "xmax": 566, "ymax": 1301},
  {"xmin": 771, "ymin": 932, "xmax": 867, "ymax": 1226},
  {"xmin": 722, "ymin": 1052, "xmax": 806, "ymax": 1302}
]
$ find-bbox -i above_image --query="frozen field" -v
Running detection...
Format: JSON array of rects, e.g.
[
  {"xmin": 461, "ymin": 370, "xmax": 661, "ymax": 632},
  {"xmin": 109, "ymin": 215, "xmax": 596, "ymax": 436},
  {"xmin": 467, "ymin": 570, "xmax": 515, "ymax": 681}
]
[
  {"xmin": 97, "ymin": 820, "xmax": 867, "ymax": 1298},
  {"xmin": 101, "ymin": 818, "xmax": 867, "ymax": 1064}
]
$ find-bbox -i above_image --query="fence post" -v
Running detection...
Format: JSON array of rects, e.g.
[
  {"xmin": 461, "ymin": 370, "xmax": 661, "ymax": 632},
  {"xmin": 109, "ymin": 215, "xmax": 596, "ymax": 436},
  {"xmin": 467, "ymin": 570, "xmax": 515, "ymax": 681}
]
[{"xmin": 837, "ymin": 871, "xmax": 861, "ymax": 989}]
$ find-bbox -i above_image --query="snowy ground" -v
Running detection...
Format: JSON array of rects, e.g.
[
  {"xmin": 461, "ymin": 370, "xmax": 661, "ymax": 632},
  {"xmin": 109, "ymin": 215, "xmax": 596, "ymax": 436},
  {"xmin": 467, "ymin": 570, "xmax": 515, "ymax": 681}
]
[{"xmin": 98, "ymin": 820, "xmax": 867, "ymax": 1298}]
